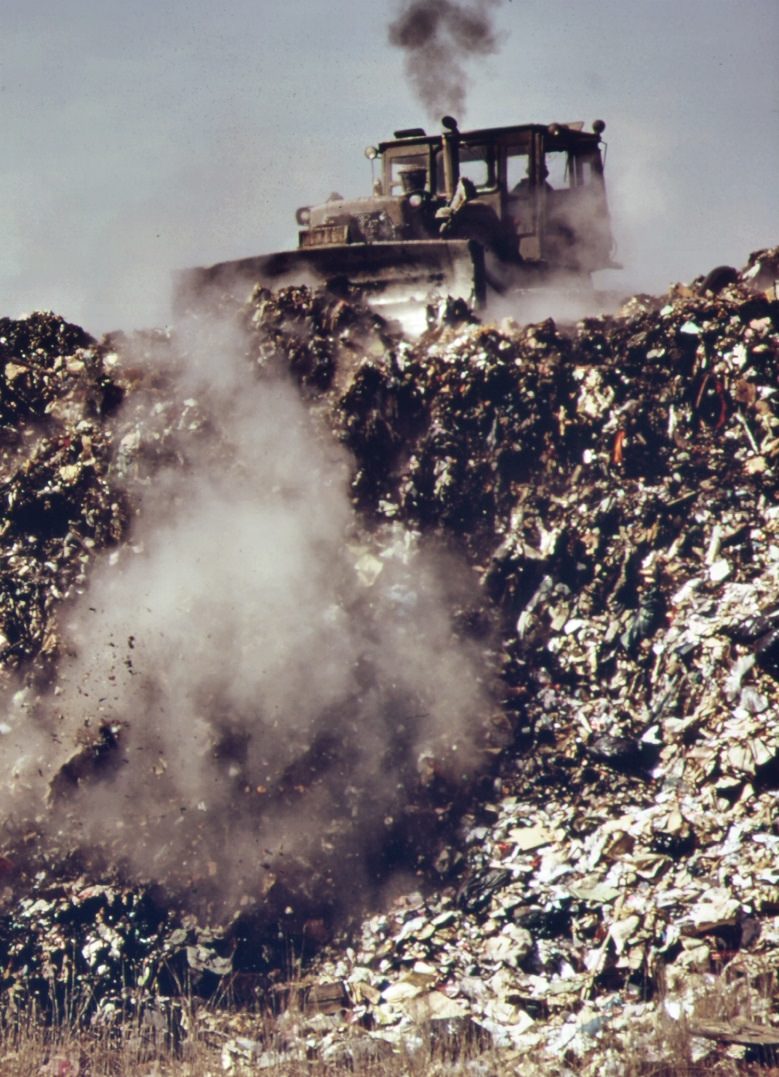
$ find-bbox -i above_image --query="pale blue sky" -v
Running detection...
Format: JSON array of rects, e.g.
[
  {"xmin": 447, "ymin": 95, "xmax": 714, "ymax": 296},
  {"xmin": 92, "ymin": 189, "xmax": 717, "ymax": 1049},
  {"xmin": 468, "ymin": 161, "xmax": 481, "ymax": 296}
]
[{"xmin": 2, "ymin": 0, "xmax": 777, "ymax": 332}]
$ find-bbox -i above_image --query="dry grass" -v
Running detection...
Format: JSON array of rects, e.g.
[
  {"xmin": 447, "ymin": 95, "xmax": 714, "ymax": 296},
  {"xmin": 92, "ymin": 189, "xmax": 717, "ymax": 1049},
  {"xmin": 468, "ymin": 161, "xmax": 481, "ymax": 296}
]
[
  {"xmin": 0, "ymin": 992, "xmax": 507, "ymax": 1076},
  {"xmin": 588, "ymin": 957, "xmax": 779, "ymax": 1077},
  {"xmin": 1, "ymin": 959, "xmax": 778, "ymax": 1076}
]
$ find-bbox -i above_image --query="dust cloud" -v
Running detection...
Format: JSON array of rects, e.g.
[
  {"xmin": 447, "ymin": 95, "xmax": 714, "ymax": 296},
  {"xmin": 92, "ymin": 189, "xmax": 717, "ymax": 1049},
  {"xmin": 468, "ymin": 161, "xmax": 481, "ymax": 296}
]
[
  {"xmin": 0, "ymin": 310, "xmax": 493, "ymax": 916},
  {"xmin": 483, "ymin": 284, "xmax": 623, "ymax": 329},
  {"xmin": 388, "ymin": 0, "xmax": 506, "ymax": 120}
]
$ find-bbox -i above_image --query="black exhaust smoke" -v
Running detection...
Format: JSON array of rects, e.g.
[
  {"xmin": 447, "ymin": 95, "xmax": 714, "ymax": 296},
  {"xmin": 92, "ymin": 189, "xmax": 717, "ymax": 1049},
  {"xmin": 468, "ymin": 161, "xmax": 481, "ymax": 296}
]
[{"xmin": 388, "ymin": 0, "xmax": 505, "ymax": 120}]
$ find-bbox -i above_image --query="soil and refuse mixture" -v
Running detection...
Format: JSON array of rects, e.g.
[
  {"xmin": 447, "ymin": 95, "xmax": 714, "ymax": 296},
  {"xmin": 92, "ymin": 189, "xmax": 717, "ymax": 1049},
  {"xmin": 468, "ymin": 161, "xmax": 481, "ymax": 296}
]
[{"xmin": 0, "ymin": 247, "xmax": 778, "ymax": 1073}]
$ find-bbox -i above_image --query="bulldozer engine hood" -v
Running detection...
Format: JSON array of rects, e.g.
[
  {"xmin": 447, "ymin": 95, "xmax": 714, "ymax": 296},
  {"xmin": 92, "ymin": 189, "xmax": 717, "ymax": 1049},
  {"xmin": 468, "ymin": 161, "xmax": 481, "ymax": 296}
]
[{"xmin": 302, "ymin": 192, "xmax": 439, "ymax": 247}]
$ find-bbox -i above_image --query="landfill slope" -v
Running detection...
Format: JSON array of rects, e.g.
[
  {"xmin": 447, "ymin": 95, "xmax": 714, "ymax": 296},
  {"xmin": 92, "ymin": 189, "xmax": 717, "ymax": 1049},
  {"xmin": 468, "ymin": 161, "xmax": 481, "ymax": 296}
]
[{"xmin": 0, "ymin": 248, "xmax": 778, "ymax": 1071}]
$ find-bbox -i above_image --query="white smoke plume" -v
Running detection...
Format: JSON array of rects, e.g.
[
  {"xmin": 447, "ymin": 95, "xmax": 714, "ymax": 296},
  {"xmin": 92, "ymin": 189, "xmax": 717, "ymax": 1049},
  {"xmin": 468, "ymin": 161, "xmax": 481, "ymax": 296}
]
[
  {"xmin": 388, "ymin": 0, "xmax": 506, "ymax": 121},
  {"xmin": 0, "ymin": 310, "xmax": 494, "ymax": 919}
]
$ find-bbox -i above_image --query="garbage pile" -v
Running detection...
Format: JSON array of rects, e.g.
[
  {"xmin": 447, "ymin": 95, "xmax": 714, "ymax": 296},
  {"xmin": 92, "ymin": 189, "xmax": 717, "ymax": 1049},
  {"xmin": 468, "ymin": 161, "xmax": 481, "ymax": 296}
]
[
  {"xmin": 0, "ymin": 299, "xmax": 499, "ymax": 1021},
  {"xmin": 0, "ymin": 314, "xmax": 127, "ymax": 677},
  {"xmin": 240, "ymin": 248, "xmax": 779, "ymax": 1070},
  {"xmin": 0, "ymin": 245, "xmax": 778, "ymax": 1072}
]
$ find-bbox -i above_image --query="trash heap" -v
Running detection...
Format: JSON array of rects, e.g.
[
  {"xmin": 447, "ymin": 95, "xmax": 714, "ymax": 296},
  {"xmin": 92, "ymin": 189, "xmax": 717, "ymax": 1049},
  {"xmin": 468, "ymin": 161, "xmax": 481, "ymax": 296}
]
[
  {"xmin": 241, "ymin": 249, "xmax": 779, "ymax": 1070},
  {"xmin": 0, "ymin": 246, "xmax": 778, "ymax": 1072},
  {"xmin": 0, "ymin": 314, "xmax": 127, "ymax": 678},
  {"xmin": 0, "ymin": 301, "xmax": 500, "ymax": 1028}
]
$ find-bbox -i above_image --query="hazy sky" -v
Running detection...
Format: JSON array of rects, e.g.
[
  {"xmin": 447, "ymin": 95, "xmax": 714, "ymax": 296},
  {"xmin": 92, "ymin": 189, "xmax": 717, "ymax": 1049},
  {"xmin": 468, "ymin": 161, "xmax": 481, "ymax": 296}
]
[{"xmin": 3, "ymin": 0, "xmax": 777, "ymax": 333}]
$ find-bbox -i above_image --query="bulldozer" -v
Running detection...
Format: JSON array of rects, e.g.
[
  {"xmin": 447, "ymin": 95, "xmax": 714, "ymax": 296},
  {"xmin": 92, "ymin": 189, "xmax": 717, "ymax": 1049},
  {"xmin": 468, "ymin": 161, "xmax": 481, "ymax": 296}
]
[{"xmin": 178, "ymin": 116, "xmax": 619, "ymax": 326}]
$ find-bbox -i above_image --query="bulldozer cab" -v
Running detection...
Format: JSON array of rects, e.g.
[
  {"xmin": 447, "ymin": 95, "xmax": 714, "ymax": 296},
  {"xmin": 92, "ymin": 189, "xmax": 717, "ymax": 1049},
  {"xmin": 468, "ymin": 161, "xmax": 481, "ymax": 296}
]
[{"xmin": 378, "ymin": 119, "xmax": 616, "ymax": 276}]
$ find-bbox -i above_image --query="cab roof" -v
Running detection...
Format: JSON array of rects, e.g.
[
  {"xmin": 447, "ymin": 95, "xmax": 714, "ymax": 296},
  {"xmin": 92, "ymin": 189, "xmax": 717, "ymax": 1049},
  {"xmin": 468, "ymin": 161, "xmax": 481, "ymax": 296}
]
[{"xmin": 378, "ymin": 121, "xmax": 603, "ymax": 156}]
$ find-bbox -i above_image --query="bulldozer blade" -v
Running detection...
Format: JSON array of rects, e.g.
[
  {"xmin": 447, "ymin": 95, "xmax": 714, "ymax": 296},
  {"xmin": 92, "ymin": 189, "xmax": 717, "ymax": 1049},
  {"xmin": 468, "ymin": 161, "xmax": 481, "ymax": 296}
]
[{"xmin": 175, "ymin": 240, "xmax": 485, "ymax": 327}]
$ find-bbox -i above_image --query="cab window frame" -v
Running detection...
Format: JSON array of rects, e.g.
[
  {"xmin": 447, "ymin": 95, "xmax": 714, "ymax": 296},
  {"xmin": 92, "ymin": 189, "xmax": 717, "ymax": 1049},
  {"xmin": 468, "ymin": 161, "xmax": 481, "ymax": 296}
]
[{"xmin": 435, "ymin": 140, "xmax": 499, "ymax": 195}]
